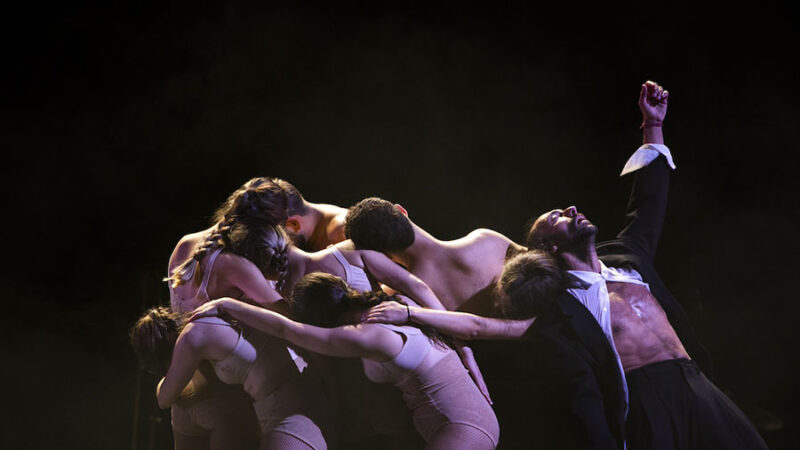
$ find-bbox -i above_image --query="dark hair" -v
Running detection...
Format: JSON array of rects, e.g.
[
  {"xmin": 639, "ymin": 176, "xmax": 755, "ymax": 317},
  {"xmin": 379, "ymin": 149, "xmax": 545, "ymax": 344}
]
[
  {"xmin": 213, "ymin": 177, "xmax": 289, "ymax": 226},
  {"xmin": 129, "ymin": 307, "xmax": 184, "ymax": 377},
  {"xmin": 524, "ymin": 218, "xmax": 548, "ymax": 251},
  {"xmin": 270, "ymin": 177, "xmax": 309, "ymax": 217},
  {"xmin": 344, "ymin": 197, "xmax": 414, "ymax": 253},
  {"xmin": 165, "ymin": 178, "xmax": 288, "ymax": 288},
  {"xmin": 290, "ymin": 272, "xmax": 448, "ymax": 348},
  {"xmin": 496, "ymin": 250, "xmax": 565, "ymax": 318},
  {"xmin": 225, "ymin": 221, "xmax": 291, "ymax": 290}
]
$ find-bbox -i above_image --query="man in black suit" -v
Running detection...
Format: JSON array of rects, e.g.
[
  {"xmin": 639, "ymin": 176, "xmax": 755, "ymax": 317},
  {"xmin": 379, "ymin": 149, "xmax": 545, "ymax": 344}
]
[{"xmin": 504, "ymin": 81, "xmax": 767, "ymax": 449}]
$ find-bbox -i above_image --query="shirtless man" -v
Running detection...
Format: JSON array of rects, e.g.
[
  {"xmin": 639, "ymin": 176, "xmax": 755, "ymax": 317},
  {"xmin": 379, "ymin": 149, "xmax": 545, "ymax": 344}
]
[
  {"xmin": 516, "ymin": 81, "xmax": 767, "ymax": 449},
  {"xmin": 271, "ymin": 178, "xmax": 348, "ymax": 251},
  {"xmin": 344, "ymin": 199, "xmax": 525, "ymax": 316}
]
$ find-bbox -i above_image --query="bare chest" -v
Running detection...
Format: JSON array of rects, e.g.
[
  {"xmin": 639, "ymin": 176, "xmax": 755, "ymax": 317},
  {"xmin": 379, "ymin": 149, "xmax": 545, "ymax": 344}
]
[{"xmin": 607, "ymin": 282, "xmax": 668, "ymax": 332}]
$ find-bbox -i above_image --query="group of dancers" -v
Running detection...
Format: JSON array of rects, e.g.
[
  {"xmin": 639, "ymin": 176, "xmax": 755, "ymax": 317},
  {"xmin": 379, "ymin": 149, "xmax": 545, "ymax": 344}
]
[{"xmin": 130, "ymin": 82, "xmax": 769, "ymax": 449}]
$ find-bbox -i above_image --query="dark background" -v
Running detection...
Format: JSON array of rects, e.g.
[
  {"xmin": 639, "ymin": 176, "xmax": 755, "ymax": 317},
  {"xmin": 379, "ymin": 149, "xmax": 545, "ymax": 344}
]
[{"xmin": 3, "ymin": 3, "xmax": 798, "ymax": 449}]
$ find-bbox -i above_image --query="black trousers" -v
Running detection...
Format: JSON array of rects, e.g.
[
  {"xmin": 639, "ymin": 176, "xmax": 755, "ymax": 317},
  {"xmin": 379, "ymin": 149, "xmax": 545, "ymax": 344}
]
[{"xmin": 626, "ymin": 358, "xmax": 768, "ymax": 450}]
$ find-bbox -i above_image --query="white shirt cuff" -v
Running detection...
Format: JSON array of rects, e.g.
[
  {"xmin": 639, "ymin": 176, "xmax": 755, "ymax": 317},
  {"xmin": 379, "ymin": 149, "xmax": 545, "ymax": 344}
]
[{"xmin": 620, "ymin": 143, "xmax": 676, "ymax": 176}]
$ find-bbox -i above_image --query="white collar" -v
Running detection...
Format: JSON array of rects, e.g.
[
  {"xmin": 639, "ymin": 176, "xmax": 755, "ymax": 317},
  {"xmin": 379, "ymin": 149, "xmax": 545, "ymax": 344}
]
[{"xmin": 567, "ymin": 260, "xmax": 645, "ymax": 289}]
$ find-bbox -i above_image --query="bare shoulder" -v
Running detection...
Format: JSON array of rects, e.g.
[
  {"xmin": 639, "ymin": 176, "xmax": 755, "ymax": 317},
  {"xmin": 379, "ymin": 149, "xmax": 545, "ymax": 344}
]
[
  {"xmin": 468, "ymin": 228, "xmax": 512, "ymax": 243},
  {"xmin": 169, "ymin": 230, "xmax": 212, "ymax": 267},
  {"xmin": 465, "ymin": 228, "xmax": 519, "ymax": 253},
  {"xmin": 327, "ymin": 211, "xmax": 348, "ymax": 244},
  {"xmin": 327, "ymin": 241, "xmax": 368, "ymax": 268},
  {"xmin": 179, "ymin": 321, "xmax": 239, "ymax": 357},
  {"xmin": 214, "ymin": 250, "xmax": 260, "ymax": 274},
  {"xmin": 349, "ymin": 323, "xmax": 404, "ymax": 360}
]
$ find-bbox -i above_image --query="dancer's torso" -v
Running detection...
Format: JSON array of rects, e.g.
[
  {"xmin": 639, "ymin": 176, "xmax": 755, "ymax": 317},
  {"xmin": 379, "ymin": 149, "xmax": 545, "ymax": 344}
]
[
  {"xmin": 408, "ymin": 229, "xmax": 519, "ymax": 316},
  {"xmin": 168, "ymin": 231, "xmax": 244, "ymax": 313},
  {"xmin": 607, "ymin": 281, "xmax": 690, "ymax": 372},
  {"xmin": 191, "ymin": 317, "xmax": 299, "ymax": 401},
  {"xmin": 169, "ymin": 232, "xmax": 300, "ymax": 398}
]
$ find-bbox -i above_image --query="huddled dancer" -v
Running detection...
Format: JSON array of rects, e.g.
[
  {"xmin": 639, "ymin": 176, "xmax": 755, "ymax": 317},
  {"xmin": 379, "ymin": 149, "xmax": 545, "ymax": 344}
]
[{"xmin": 131, "ymin": 81, "xmax": 768, "ymax": 449}]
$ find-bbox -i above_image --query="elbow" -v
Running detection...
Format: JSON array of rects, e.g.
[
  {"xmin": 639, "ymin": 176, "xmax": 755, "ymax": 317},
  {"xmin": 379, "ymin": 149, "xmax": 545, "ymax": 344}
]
[
  {"xmin": 155, "ymin": 379, "xmax": 174, "ymax": 409},
  {"xmin": 156, "ymin": 391, "xmax": 175, "ymax": 409},
  {"xmin": 460, "ymin": 317, "xmax": 484, "ymax": 341}
]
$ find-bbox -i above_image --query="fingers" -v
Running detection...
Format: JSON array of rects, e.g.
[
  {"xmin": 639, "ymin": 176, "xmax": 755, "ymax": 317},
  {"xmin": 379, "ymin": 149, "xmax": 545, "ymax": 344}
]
[
  {"xmin": 641, "ymin": 80, "xmax": 668, "ymax": 106},
  {"xmin": 479, "ymin": 382, "xmax": 494, "ymax": 405},
  {"xmin": 188, "ymin": 311, "xmax": 207, "ymax": 322},
  {"xmin": 638, "ymin": 84, "xmax": 647, "ymax": 106},
  {"xmin": 363, "ymin": 305, "xmax": 387, "ymax": 323},
  {"xmin": 188, "ymin": 303, "xmax": 221, "ymax": 322}
]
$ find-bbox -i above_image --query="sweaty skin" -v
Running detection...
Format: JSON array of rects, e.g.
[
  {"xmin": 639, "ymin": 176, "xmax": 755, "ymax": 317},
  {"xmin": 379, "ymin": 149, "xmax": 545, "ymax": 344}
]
[{"xmin": 608, "ymin": 282, "xmax": 689, "ymax": 372}]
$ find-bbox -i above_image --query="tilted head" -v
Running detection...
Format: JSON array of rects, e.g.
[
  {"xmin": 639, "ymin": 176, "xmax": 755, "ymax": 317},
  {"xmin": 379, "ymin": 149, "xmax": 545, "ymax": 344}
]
[
  {"xmin": 525, "ymin": 206, "xmax": 597, "ymax": 255},
  {"xmin": 270, "ymin": 178, "xmax": 316, "ymax": 248},
  {"xmin": 496, "ymin": 250, "xmax": 565, "ymax": 318},
  {"xmin": 213, "ymin": 177, "xmax": 289, "ymax": 226},
  {"xmin": 166, "ymin": 177, "xmax": 289, "ymax": 289},
  {"xmin": 289, "ymin": 272, "xmax": 388, "ymax": 327},
  {"xmin": 291, "ymin": 272, "xmax": 449, "ymax": 347},
  {"xmin": 129, "ymin": 307, "xmax": 184, "ymax": 377},
  {"xmin": 345, "ymin": 197, "xmax": 414, "ymax": 253},
  {"xmin": 225, "ymin": 221, "xmax": 291, "ymax": 290}
]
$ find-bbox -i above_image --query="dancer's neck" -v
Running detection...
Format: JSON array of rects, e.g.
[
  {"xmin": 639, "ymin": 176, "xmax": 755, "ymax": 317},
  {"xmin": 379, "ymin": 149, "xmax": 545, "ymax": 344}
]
[{"xmin": 392, "ymin": 223, "xmax": 443, "ymax": 268}]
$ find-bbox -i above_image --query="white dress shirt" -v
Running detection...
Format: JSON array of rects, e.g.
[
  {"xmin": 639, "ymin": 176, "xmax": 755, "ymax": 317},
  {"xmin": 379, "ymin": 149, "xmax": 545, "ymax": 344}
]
[
  {"xmin": 565, "ymin": 143, "xmax": 675, "ymax": 418},
  {"xmin": 620, "ymin": 143, "xmax": 675, "ymax": 176}
]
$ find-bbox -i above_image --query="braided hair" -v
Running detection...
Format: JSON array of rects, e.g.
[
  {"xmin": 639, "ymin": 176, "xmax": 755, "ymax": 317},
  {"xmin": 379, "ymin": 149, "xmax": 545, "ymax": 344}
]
[
  {"xmin": 225, "ymin": 221, "xmax": 291, "ymax": 290},
  {"xmin": 290, "ymin": 272, "xmax": 449, "ymax": 349},
  {"xmin": 165, "ymin": 177, "xmax": 289, "ymax": 289}
]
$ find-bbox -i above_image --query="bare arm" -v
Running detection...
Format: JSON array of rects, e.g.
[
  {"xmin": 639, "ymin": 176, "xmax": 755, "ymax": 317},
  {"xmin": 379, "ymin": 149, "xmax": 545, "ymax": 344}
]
[
  {"xmin": 218, "ymin": 253, "xmax": 285, "ymax": 307},
  {"xmin": 365, "ymin": 302, "xmax": 534, "ymax": 340},
  {"xmin": 190, "ymin": 298, "xmax": 399, "ymax": 361},
  {"xmin": 616, "ymin": 81, "xmax": 671, "ymax": 261},
  {"xmin": 360, "ymin": 250, "xmax": 446, "ymax": 310},
  {"xmin": 155, "ymin": 327, "xmax": 209, "ymax": 409}
]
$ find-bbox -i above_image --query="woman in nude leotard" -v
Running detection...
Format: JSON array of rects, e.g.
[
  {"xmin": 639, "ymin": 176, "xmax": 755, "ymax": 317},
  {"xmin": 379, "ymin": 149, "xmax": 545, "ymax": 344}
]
[
  {"xmin": 146, "ymin": 177, "xmax": 333, "ymax": 449},
  {"xmin": 131, "ymin": 306, "xmax": 335, "ymax": 450},
  {"xmin": 190, "ymin": 273, "xmax": 500, "ymax": 450}
]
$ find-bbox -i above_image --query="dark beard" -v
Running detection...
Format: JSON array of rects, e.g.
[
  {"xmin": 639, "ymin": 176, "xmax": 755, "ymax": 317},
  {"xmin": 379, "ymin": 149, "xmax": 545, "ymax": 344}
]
[
  {"xmin": 289, "ymin": 232, "xmax": 308, "ymax": 250},
  {"xmin": 562, "ymin": 223, "xmax": 597, "ymax": 261}
]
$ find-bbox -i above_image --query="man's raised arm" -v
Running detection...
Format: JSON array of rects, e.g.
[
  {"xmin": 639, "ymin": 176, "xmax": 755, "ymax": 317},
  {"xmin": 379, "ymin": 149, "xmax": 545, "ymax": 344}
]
[{"xmin": 616, "ymin": 81, "xmax": 674, "ymax": 261}]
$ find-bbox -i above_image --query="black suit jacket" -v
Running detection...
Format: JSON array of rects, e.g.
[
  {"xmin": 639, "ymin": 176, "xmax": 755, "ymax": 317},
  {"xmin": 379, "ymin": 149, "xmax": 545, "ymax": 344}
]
[{"xmin": 526, "ymin": 155, "xmax": 710, "ymax": 449}]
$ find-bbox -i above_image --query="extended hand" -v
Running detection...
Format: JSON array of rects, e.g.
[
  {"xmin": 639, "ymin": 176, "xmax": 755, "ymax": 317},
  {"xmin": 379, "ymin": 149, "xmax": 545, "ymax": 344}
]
[
  {"xmin": 455, "ymin": 343, "xmax": 493, "ymax": 405},
  {"xmin": 188, "ymin": 298, "xmax": 230, "ymax": 322},
  {"xmin": 364, "ymin": 301, "xmax": 409, "ymax": 324},
  {"xmin": 639, "ymin": 80, "xmax": 668, "ymax": 122}
]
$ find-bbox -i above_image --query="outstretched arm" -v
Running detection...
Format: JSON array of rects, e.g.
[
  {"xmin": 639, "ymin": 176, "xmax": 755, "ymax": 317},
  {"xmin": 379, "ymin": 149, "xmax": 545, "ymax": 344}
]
[
  {"xmin": 365, "ymin": 302, "xmax": 535, "ymax": 340},
  {"xmin": 360, "ymin": 250, "xmax": 446, "ymax": 310},
  {"xmin": 616, "ymin": 81, "xmax": 672, "ymax": 261},
  {"xmin": 218, "ymin": 253, "xmax": 286, "ymax": 307},
  {"xmin": 190, "ymin": 298, "xmax": 397, "ymax": 361}
]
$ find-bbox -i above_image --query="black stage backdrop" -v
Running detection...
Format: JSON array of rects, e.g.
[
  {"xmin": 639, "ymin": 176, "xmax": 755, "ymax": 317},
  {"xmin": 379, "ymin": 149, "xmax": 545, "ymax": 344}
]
[{"xmin": 2, "ymin": 3, "xmax": 798, "ymax": 449}]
